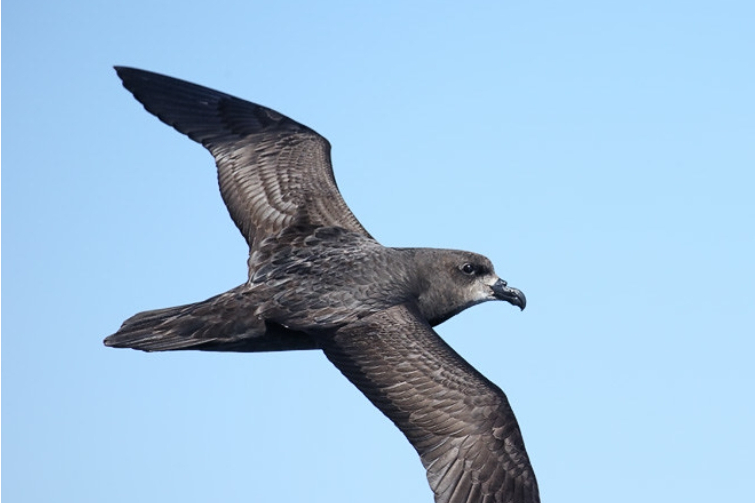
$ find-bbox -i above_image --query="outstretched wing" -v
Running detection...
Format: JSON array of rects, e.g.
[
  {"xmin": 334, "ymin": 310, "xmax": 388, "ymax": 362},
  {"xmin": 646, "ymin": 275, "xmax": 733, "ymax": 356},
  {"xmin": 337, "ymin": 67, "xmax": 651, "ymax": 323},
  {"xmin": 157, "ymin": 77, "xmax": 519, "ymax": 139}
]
[
  {"xmin": 319, "ymin": 304, "xmax": 540, "ymax": 503},
  {"xmin": 115, "ymin": 66, "xmax": 371, "ymax": 253}
]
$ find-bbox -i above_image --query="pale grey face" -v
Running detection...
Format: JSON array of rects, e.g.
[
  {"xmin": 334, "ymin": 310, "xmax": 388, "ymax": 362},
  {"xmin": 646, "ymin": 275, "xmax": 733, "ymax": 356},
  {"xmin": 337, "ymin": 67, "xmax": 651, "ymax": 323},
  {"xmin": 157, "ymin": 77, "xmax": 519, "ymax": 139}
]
[
  {"xmin": 457, "ymin": 257, "xmax": 501, "ymax": 302},
  {"xmin": 454, "ymin": 255, "xmax": 525, "ymax": 309}
]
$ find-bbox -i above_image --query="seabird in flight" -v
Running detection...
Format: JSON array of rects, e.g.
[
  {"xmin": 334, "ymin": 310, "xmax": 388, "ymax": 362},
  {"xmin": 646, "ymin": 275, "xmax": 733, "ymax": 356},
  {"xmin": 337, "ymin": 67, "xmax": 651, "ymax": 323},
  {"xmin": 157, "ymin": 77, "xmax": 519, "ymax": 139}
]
[{"xmin": 105, "ymin": 67, "xmax": 540, "ymax": 503}]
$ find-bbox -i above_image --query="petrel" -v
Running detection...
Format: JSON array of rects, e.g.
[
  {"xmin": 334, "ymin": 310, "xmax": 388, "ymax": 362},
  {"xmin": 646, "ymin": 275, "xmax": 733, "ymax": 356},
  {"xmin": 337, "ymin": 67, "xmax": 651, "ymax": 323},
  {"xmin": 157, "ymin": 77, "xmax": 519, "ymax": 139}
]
[{"xmin": 106, "ymin": 67, "xmax": 540, "ymax": 503}]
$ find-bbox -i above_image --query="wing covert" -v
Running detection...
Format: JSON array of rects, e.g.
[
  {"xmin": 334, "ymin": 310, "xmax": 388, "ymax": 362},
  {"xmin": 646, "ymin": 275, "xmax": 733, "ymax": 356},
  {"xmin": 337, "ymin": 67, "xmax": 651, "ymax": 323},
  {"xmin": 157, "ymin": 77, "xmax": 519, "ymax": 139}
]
[
  {"xmin": 114, "ymin": 66, "xmax": 371, "ymax": 251},
  {"xmin": 319, "ymin": 304, "xmax": 540, "ymax": 503}
]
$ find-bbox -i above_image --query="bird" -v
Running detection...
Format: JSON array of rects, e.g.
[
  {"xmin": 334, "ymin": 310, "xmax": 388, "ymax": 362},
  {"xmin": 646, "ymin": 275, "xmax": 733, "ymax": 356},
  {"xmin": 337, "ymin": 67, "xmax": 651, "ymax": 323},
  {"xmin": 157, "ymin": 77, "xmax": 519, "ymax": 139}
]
[{"xmin": 105, "ymin": 67, "xmax": 540, "ymax": 503}]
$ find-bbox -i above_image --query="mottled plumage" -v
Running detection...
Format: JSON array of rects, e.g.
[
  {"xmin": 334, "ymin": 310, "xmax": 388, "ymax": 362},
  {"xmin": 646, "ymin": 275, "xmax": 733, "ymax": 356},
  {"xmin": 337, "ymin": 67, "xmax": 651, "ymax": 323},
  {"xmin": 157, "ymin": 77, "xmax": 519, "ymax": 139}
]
[{"xmin": 106, "ymin": 67, "xmax": 539, "ymax": 503}]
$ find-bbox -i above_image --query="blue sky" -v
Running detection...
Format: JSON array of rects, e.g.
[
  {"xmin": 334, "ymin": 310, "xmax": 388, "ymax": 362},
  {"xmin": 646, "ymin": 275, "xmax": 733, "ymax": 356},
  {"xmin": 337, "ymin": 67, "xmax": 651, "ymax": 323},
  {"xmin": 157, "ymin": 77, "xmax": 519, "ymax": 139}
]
[{"xmin": 3, "ymin": 1, "xmax": 754, "ymax": 502}]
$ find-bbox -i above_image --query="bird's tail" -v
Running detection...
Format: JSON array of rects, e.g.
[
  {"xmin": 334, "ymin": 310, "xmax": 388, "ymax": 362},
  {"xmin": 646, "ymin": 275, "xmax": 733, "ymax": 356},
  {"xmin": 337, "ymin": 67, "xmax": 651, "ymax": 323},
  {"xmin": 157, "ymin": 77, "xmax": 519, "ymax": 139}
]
[{"xmin": 103, "ymin": 286, "xmax": 317, "ymax": 353}]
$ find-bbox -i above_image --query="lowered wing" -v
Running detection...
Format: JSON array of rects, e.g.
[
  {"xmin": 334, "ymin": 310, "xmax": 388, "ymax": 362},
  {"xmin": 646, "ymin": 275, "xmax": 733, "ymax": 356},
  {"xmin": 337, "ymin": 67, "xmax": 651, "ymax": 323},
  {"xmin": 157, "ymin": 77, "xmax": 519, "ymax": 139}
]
[{"xmin": 320, "ymin": 303, "xmax": 540, "ymax": 503}]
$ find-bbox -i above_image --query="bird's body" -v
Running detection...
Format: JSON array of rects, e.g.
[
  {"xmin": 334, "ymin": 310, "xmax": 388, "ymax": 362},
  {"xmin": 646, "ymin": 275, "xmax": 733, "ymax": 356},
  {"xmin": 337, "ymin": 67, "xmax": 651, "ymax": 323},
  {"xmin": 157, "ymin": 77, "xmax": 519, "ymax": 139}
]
[{"xmin": 106, "ymin": 67, "xmax": 539, "ymax": 503}]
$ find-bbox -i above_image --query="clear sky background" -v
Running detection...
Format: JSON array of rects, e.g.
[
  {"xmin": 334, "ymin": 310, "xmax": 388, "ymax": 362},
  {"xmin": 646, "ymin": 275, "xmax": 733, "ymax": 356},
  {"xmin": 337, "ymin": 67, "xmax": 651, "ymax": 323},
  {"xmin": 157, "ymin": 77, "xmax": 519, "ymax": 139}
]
[{"xmin": 3, "ymin": 1, "xmax": 754, "ymax": 502}]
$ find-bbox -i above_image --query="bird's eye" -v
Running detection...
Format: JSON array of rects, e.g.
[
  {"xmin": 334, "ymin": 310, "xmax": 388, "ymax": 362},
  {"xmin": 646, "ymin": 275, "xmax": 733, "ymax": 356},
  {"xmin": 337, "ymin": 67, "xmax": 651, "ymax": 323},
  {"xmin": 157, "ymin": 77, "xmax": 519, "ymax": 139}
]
[{"xmin": 461, "ymin": 263, "xmax": 477, "ymax": 275}]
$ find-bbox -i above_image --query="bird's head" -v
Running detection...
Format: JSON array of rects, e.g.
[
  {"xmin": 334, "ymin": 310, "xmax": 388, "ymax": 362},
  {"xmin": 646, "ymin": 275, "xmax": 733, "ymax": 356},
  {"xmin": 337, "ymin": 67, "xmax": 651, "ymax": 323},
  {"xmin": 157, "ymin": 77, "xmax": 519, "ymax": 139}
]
[{"xmin": 411, "ymin": 249, "xmax": 525, "ymax": 326}]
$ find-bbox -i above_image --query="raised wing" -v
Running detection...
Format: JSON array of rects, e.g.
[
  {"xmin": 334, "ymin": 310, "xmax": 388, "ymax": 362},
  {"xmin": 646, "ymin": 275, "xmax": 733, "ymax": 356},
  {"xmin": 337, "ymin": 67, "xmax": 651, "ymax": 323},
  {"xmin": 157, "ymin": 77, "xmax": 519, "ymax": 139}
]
[
  {"xmin": 320, "ymin": 304, "xmax": 540, "ymax": 503},
  {"xmin": 115, "ymin": 67, "xmax": 371, "ymax": 253}
]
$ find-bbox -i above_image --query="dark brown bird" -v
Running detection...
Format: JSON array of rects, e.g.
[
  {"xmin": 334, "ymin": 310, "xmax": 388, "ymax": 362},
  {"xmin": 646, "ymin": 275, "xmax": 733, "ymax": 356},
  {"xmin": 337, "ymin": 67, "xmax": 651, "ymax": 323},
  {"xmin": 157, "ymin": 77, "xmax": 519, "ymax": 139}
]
[{"xmin": 106, "ymin": 67, "xmax": 539, "ymax": 503}]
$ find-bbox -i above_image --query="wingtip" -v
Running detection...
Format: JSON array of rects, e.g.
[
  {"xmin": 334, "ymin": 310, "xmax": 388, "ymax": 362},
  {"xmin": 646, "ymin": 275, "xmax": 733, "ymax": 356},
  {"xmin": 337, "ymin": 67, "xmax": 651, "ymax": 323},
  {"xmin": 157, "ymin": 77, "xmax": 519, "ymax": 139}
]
[
  {"xmin": 113, "ymin": 66, "xmax": 135, "ymax": 89},
  {"xmin": 113, "ymin": 65, "xmax": 141, "ymax": 83}
]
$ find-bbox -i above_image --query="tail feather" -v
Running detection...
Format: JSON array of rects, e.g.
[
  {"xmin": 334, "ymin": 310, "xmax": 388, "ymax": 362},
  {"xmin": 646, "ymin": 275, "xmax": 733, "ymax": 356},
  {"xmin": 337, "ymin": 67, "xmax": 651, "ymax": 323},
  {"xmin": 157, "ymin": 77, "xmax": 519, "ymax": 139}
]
[{"xmin": 104, "ymin": 287, "xmax": 317, "ymax": 353}]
